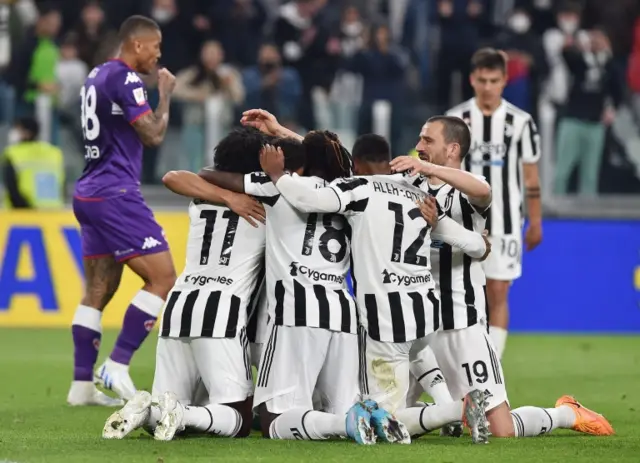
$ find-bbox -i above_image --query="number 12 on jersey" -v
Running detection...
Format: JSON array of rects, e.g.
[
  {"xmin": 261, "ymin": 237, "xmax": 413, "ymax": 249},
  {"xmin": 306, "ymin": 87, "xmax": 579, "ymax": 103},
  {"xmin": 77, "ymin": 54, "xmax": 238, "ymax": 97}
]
[
  {"xmin": 199, "ymin": 210, "xmax": 239, "ymax": 266},
  {"xmin": 387, "ymin": 201, "xmax": 430, "ymax": 267}
]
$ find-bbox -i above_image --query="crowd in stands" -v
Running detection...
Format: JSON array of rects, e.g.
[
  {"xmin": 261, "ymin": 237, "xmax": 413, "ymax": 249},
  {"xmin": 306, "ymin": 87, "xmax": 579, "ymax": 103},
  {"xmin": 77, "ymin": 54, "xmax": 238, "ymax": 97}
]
[{"xmin": 1, "ymin": 0, "xmax": 639, "ymax": 196}]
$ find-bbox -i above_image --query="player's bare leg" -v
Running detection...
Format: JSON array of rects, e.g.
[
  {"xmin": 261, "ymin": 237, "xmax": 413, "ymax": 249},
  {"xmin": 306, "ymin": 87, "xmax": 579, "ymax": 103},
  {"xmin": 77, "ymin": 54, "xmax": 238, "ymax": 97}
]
[
  {"xmin": 95, "ymin": 251, "xmax": 176, "ymax": 400},
  {"xmin": 487, "ymin": 397, "xmax": 613, "ymax": 438},
  {"xmin": 486, "ymin": 278, "xmax": 510, "ymax": 359},
  {"xmin": 69, "ymin": 257, "xmax": 125, "ymax": 407}
]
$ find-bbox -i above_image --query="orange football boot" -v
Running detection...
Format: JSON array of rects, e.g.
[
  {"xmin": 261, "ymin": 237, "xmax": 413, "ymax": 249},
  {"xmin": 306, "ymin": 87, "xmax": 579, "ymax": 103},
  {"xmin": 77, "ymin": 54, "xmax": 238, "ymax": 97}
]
[{"xmin": 555, "ymin": 395, "xmax": 614, "ymax": 436}]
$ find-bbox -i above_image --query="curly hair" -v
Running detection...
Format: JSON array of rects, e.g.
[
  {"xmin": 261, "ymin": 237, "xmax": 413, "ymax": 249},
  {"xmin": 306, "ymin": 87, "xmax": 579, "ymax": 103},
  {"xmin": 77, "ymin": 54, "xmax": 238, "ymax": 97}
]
[
  {"xmin": 302, "ymin": 130, "xmax": 353, "ymax": 182},
  {"xmin": 213, "ymin": 126, "xmax": 268, "ymax": 174}
]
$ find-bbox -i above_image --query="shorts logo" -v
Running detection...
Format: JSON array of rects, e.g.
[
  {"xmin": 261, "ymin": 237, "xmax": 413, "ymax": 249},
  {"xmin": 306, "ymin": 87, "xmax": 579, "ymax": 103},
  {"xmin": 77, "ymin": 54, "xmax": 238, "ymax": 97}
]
[
  {"xmin": 142, "ymin": 237, "xmax": 162, "ymax": 250},
  {"xmin": 382, "ymin": 269, "xmax": 430, "ymax": 286},
  {"xmin": 429, "ymin": 373, "xmax": 445, "ymax": 388},
  {"xmin": 125, "ymin": 72, "xmax": 142, "ymax": 85},
  {"xmin": 289, "ymin": 262, "xmax": 345, "ymax": 284},
  {"xmin": 483, "ymin": 389, "xmax": 494, "ymax": 401},
  {"xmin": 144, "ymin": 319, "xmax": 156, "ymax": 332}
]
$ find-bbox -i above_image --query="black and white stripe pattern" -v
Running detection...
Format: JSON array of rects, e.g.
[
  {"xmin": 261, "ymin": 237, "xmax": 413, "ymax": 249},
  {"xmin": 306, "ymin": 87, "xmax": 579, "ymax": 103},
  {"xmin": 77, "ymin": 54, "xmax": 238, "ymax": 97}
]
[
  {"xmin": 363, "ymin": 289, "xmax": 440, "ymax": 343},
  {"xmin": 426, "ymin": 182, "xmax": 488, "ymax": 330},
  {"xmin": 271, "ymin": 279, "xmax": 357, "ymax": 333},
  {"xmin": 257, "ymin": 324, "xmax": 278, "ymax": 388},
  {"xmin": 448, "ymin": 98, "xmax": 540, "ymax": 236},
  {"xmin": 358, "ymin": 326, "xmax": 369, "ymax": 395},
  {"xmin": 484, "ymin": 334, "xmax": 503, "ymax": 385},
  {"xmin": 161, "ymin": 289, "xmax": 247, "ymax": 338}
]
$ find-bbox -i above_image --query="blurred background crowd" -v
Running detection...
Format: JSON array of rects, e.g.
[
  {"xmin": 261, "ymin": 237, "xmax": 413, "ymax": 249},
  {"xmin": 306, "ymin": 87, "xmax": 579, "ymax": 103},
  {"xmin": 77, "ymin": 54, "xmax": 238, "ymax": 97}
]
[{"xmin": 1, "ymin": 0, "xmax": 640, "ymax": 206}]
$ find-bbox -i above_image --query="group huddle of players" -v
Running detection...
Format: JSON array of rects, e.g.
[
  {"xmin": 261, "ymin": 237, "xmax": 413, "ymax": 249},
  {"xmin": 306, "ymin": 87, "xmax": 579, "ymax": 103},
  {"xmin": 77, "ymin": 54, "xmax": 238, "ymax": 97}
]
[{"xmin": 67, "ymin": 15, "xmax": 614, "ymax": 445}]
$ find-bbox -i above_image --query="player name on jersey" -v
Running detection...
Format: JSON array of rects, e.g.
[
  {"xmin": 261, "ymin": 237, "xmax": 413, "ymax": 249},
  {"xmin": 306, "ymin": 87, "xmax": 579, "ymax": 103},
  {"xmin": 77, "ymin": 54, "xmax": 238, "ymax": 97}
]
[
  {"xmin": 447, "ymin": 98, "xmax": 540, "ymax": 236},
  {"xmin": 329, "ymin": 174, "xmax": 441, "ymax": 343}
]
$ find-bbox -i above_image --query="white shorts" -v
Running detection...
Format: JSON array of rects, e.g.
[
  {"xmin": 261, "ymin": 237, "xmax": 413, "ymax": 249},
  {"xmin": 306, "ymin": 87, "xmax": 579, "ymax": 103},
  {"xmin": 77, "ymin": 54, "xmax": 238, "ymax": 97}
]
[
  {"xmin": 360, "ymin": 328, "xmax": 434, "ymax": 414},
  {"xmin": 482, "ymin": 234, "xmax": 522, "ymax": 281},
  {"xmin": 430, "ymin": 322, "xmax": 508, "ymax": 411},
  {"xmin": 152, "ymin": 331, "xmax": 253, "ymax": 405},
  {"xmin": 253, "ymin": 323, "xmax": 359, "ymax": 415}
]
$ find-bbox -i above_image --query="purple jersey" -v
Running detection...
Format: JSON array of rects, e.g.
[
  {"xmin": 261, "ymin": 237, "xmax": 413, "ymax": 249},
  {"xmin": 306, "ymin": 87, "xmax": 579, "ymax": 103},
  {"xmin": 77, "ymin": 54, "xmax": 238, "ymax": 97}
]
[{"xmin": 74, "ymin": 59, "xmax": 152, "ymax": 197}]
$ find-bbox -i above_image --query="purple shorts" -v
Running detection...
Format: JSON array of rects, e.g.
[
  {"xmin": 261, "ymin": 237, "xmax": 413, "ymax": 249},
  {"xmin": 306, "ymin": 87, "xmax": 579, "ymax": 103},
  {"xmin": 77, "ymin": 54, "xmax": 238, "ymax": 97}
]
[{"xmin": 73, "ymin": 189, "xmax": 169, "ymax": 262}]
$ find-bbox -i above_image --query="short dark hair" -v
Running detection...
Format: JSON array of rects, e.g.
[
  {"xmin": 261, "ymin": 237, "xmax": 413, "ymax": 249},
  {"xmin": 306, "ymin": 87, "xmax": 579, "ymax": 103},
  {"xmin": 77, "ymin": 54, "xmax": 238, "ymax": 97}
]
[
  {"xmin": 15, "ymin": 117, "xmax": 40, "ymax": 140},
  {"xmin": 273, "ymin": 137, "xmax": 306, "ymax": 172},
  {"xmin": 38, "ymin": 2, "xmax": 61, "ymax": 16},
  {"xmin": 213, "ymin": 127, "xmax": 267, "ymax": 174},
  {"xmin": 427, "ymin": 116, "xmax": 471, "ymax": 160},
  {"xmin": 352, "ymin": 134, "xmax": 391, "ymax": 163},
  {"xmin": 303, "ymin": 130, "xmax": 352, "ymax": 182},
  {"xmin": 118, "ymin": 15, "xmax": 160, "ymax": 42},
  {"xmin": 471, "ymin": 47, "xmax": 507, "ymax": 74},
  {"xmin": 557, "ymin": 1, "xmax": 582, "ymax": 14}
]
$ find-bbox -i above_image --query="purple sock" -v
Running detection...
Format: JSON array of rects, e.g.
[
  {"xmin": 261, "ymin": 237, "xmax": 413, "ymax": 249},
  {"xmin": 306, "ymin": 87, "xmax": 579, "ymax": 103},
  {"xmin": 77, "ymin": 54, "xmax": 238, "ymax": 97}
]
[
  {"xmin": 72, "ymin": 324, "xmax": 101, "ymax": 381},
  {"xmin": 110, "ymin": 304, "xmax": 157, "ymax": 365}
]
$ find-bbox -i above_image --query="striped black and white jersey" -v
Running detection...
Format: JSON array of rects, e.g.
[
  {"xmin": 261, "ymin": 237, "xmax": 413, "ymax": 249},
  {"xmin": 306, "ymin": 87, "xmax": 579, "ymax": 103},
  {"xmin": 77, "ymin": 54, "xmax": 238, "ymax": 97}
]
[
  {"xmin": 422, "ymin": 179, "xmax": 489, "ymax": 330},
  {"xmin": 244, "ymin": 172, "xmax": 358, "ymax": 334},
  {"xmin": 329, "ymin": 174, "xmax": 443, "ymax": 343},
  {"xmin": 160, "ymin": 199, "xmax": 266, "ymax": 338},
  {"xmin": 447, "ymin": 98, "xmax": 540, "ymax": 236}
]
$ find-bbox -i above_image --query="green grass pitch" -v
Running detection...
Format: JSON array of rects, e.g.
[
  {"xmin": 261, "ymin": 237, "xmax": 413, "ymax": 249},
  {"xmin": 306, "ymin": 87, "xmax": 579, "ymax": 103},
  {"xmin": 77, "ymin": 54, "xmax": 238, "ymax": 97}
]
[{"xmin": 1, "ymin": 330, "xmax": 639, "ymax": 462}]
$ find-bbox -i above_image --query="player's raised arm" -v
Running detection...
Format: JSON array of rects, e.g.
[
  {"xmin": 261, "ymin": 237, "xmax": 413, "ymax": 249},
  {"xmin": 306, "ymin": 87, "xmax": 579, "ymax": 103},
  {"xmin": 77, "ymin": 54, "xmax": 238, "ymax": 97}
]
[
  {"xmin": 132, "ymin": 68, "xmax": 174, "ymax": 147},
  {"xmin": 240, "ymin": 108, "xmax": 304, "ymax": 141},
  {"xmin": 163, "ymin": 170, "xmax": 265, "ymax": 227},
  {"xmin": 432, "ymin": 215, "xmax": 489, "ymax": 260},
  {"xmin": 259, "ymin": 144, "xmax": 341, "ymax": 213}
]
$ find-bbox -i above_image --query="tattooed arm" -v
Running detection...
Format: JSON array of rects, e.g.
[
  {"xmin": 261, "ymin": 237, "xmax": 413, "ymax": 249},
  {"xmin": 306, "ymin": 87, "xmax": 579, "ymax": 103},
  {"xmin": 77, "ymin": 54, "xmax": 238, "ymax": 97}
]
[{"xmin": 132, "ymin": 68, "xmax": 175, "ymax": 147}]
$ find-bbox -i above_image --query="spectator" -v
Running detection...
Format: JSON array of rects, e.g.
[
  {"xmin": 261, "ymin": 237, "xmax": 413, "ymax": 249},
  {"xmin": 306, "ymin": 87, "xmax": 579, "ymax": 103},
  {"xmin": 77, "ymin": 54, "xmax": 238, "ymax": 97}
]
[
  {"xmin": 242, "ymin": 43, "xmax": 302, "ymax": 125},
  {"xmin": 2, "ymin": 117, "xmax": 64, "ymax": 209},
  {"xmin": 554, "ymin": 29, "xmax": 624, "ymax": 196},
  {"xmin": 433, "ymin": 0, "xmax": 489, "ymax": 111},
  {"xmin": 628, "ymin": 18, "xmax": 640, "ymax": 131},
  {"xmin": 493, "ymin": 7, "xmax": 549, "ymax": 118},
  {"xmin": 146, "ymin": 0, "xmax": 194, "ymax": 73},
  {"xmin": 205, "ymin": 0, "xmax": 268, "ymax": 67},
  {"xmin": 273, "ymin": 0, "xmax": 339, "ymax": 129},
  {"xmin": 56, "ymin": 33, "xmax": 87, "ymax": 149},
  {"xmin": 174, "ymin": 40, "xmax": 244, "ymax": 107},
  {"xmin": 542, "ymin": 1, "xmax": 589, "ymax": 110},
  {"xmin": 73, "ymin": 1, "xmax": 117, "ymax": 68},
  {"xmin": 6, "ymin": 3, "xmax": 61, "ymax": 117},
  {"xmin": 344, "ymin": 23, "xmax": 408, "ymax": 151}
]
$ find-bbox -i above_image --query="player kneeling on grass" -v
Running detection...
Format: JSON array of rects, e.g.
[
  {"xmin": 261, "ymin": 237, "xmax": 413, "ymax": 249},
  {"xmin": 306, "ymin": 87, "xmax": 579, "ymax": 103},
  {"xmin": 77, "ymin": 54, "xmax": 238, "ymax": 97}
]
[{"xmin": 103, "ymin": 127, "xmax": 273, "ymax": 440}]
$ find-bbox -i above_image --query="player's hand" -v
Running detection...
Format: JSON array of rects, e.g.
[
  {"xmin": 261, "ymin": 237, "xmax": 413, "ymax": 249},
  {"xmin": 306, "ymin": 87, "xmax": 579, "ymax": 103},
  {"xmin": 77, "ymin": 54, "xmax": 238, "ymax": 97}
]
[
  {"xmin": 260, "ymin": 144, "xmax": 286, "ymax": 181},
  {"xmin": 416, "ymin": 196, "xmax": 439, "ymax": 228},
  {"xmin": 479, "ymin": 230, "xmax": 492, "ymax": 261},
  {"xmin": 225, "ymin": 192, "xmax": 266, "ymax": 228},
  {"xmin": 525, "ymin": 222, "xmax": 542, "ymax": 251},
  {"xmin": 241, "ymin": 109, "xmax": 282, "ymax": 136},
  {"xmin": 390, "ymin": 156, "xmax": 435, "ymax": 177},
  {"xmin": 157, "ymin": 68, "xmax": 176, "ymax": 96}
]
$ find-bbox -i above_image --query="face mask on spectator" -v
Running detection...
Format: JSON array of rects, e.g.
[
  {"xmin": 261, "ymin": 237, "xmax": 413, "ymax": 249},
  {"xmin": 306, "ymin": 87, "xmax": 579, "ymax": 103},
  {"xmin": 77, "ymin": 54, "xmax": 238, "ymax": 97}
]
[
  {"xmin": 260, "ymin": 61, "xmax": 279, "ymax": 73},
  {"xmin": 7, "ymin": 128, "xmax": 22, "ymax": 145},
  {"xmin": 508, "ymin": 14, "xmax": 531, "ymax": 34},
  {"xmin": 559, "ymin": 19, "xmax": 578, "ymax": 35},
  {"xmin": 152, "ymin": 8, "xmax": 175, "ymax": 23},
  {"xmin": 343, "ymin": 22, "xmax": 363, "ymax": 37}
]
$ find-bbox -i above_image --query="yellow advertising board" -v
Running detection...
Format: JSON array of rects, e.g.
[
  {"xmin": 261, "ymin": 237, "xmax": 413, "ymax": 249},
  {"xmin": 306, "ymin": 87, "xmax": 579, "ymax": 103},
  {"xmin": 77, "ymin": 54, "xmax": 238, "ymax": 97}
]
[{"xmin": 0, "ymin": 210, "xmax": 189, "ymax": 327}]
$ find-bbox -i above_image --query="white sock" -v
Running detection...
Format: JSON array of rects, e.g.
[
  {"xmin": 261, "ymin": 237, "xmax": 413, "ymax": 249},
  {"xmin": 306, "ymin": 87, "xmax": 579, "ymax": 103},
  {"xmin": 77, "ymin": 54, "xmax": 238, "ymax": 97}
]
[
  {"xmin": 183, "ymin": 404, "xmax": 243, "ymax": 436},
  {"xmin": 511, "ymin": 406, "xmax": 576, "ymax": 437},
  {"xmin": 269, "ymin": 409, "xmax": 346, "ymax": 440},
  {"xmin": 72, "ymin": 304, "xmax": 103, "ymax": 330},
  {"xmin": 489, "ymin": 326, "xmax": 508, "ymax": 359},
  {"xmin": 395, "ymin": 401, "xmax": 463, "ymax": 437},
  {"xmin": 414, "ymin": 347, "xmax": 454, "ymax": 405}
]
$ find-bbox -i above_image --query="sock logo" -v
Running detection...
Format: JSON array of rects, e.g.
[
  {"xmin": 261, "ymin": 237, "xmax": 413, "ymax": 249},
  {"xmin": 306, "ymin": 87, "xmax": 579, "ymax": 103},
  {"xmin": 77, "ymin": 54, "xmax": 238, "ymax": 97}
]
[
  {"xmin": 429, "ymin": 373, "xmax": 445, "ymax": 388},
  {"xmin": 144, "ymin": 319, "xmax": 156, "ymax": 332},
  {"xmin": 290, "ymin": 427, "xmax": 305, "ymax": 440},
  {"xmin": 93, "ymin": 338, "xmax": 101, "ymax": 351}
]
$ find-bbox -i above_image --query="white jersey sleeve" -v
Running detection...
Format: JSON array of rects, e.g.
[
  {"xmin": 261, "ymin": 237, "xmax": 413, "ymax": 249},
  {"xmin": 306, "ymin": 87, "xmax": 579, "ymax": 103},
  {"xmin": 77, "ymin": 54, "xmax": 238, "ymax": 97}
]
[
  {"xmin": 431, "ymin": 216, "xmax": 486, "ymax": 259},
  {"xmin": 244, "ymin": 172, "xmax": 281, "ymax": 206},
  {"xmin": 520, "ymin": 117, "xmax": 541, "ymax": 164},
  {"xmin": 274, "ymin": 173, "xmax": 341, "ymax": 213}
]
